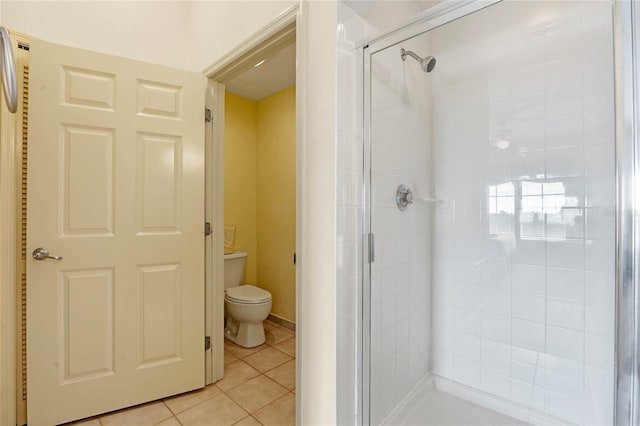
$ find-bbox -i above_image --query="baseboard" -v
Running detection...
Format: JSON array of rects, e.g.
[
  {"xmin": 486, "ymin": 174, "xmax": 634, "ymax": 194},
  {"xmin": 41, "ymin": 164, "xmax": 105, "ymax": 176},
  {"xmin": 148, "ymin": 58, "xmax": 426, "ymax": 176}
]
[
  {"xmin": 267, "ymin": 313, "xmax": 295, "ymax": 331},
  {"xmin": 382, "ymin": 374, "xmax": 435, "ymax": 425},
  {"xmin": 433, "ymin": 376, "xmax": 573, "ymax": 426}
]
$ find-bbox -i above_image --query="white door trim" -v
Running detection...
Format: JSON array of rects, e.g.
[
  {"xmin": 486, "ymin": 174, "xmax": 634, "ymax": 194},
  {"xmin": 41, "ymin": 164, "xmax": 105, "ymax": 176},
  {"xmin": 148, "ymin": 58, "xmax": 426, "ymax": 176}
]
[
  {"xmin": 202, "ymin": 2, "xmax": 305, "ymax": 420},
  {"xmin": 202, "ymin": 4, "xmax": 297, "ymax": 81},
  {"xmin": 205, "ymin": 3, "xmax": 338, "ymax": 423},
  {"xmin": 204, "ymin": 78, "xmax": 225, "ymax": 384}
]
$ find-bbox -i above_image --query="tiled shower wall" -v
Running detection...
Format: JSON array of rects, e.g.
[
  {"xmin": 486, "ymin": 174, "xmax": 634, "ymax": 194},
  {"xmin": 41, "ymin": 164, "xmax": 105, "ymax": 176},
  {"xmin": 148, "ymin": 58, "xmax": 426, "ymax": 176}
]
[
  {"xmin": 336, "ymin": 3, "xmax": 366, "ymax": 425},
  {"xmin": 368, "ymin": 33, "xmax": 433, "ymax": 425},
  {"xmin": 429, "ymin": 2, "xmax": 615, "ymax": 425}
]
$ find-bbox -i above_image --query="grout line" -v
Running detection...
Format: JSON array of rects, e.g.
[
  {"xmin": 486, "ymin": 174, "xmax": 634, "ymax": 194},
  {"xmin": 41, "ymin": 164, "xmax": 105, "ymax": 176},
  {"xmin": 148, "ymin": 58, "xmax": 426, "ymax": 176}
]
[{"xmin": 251, "ymin": 415, "xmax": 265, "ymax": 425}]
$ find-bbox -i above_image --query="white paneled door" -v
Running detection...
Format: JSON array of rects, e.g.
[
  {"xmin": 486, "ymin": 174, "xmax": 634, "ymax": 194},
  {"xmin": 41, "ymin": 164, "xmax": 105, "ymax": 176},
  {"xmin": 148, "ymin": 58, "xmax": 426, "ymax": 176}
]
[{"xmin": 26, "ymin": 39, "xmax": 205, "ymax": 425}]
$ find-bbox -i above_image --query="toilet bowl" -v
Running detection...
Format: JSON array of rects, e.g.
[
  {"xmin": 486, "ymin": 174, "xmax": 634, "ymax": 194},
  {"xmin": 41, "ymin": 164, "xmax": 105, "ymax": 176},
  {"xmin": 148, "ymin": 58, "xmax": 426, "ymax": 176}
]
[
  {"xmin": 223, "ymin": 251, "xmax": 273, "ymax": 347},
  {"xmin": 225, "ymin": 284, "xmax": 272, "ymax": 347}
]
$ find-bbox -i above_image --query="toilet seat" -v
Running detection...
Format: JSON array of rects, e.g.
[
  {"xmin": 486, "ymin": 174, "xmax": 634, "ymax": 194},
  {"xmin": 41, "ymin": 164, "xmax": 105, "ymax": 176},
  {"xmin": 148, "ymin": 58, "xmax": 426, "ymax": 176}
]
[{"xmin": 225, "ymin": 284, "xmax": 272, "ymax": 304}]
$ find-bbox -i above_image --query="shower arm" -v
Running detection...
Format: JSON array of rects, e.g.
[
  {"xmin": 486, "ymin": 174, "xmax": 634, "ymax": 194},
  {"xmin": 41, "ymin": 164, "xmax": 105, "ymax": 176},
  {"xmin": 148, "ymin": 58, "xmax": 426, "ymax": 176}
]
[{"xmin": 400, "ymin": 48, "xmax": 422, "ymax": 63}]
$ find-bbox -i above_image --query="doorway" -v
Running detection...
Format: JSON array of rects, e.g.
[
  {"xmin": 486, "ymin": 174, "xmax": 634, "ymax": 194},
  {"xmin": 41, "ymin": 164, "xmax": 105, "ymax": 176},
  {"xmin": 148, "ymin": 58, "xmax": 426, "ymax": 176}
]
[{"xmin": 200, "ymin": 10, "xmax": 298, "ymax": 426}]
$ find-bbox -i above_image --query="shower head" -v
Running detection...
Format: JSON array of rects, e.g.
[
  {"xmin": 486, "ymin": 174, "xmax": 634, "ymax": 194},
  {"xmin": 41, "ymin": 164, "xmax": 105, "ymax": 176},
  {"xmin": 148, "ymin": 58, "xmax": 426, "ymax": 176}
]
[{"xmin": 400, "ymin": 48, "xmax": 436, "ymax": 73}]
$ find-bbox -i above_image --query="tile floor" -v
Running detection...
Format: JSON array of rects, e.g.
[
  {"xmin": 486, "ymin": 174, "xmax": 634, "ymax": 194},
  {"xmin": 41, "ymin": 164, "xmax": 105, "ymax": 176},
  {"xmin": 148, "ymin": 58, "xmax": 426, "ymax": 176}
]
[{"xmin": 68, "ymin": 321, "xmax": 295, "ymax": 426}]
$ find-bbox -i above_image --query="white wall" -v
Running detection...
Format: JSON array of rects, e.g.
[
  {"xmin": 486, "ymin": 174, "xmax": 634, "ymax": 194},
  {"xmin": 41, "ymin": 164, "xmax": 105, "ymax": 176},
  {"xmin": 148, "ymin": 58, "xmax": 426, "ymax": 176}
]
[
  {"xmin": 1, "ymin": 1, "xmax": 191, "ymax": 69},
  {"xmin": 296, "ymin": 2, "xmax": 338, "ymax": 424},
  {"xmin": 187, "ymin": 0, "xmax": 296, "ymax": 72},
  {"xmin": 1, "ymin": 1, "xmax": 297, "ymax": 73}
]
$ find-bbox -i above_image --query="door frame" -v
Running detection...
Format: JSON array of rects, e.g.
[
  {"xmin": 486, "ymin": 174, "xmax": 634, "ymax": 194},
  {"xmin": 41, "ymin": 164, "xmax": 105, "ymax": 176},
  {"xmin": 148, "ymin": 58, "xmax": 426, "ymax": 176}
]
[
  {"xmin": 202, "ymin": 2, "xmax": 298, "ymax": 386},
  {"xmin": 203, "ymin": 4, "xmax": 341, "ymax": 423}
]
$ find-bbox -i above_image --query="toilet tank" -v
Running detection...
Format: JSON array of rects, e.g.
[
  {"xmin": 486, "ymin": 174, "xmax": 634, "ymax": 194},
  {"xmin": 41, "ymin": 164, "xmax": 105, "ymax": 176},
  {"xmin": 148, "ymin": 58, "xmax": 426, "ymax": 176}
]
[{"xmin": 223, "ymin": 251, "xmax": 247, "ymax": 290}]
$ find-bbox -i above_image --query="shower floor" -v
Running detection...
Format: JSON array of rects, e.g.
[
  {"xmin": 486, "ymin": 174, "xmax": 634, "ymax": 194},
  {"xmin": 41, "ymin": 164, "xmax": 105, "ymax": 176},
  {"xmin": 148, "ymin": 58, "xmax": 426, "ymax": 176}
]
[{"xmin": 385, "ymin": 387, "xmax": 529, "ymax": 426}]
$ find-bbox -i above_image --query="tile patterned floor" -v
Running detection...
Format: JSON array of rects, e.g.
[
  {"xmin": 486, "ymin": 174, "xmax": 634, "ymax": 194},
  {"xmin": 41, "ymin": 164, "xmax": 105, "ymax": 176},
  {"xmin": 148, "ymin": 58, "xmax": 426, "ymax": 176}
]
[{"xmin": 68, "ymin": 321, "xmax": 295, "ymax": 426}]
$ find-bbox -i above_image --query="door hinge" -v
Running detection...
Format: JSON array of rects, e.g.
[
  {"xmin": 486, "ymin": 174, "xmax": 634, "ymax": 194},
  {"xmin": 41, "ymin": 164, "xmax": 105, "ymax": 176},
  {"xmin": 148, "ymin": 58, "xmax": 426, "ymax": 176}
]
[
  {"xmin": 368, "ymin": 233, "xmax": 375, "ymax": 263},
  {"xmin": 205, "ymin": 222, "xmax": 212, "ymax": 236},
  {"xmin": 205, "ymin": 336, "xmax": 211, "ymax": 350},
  {"xmin": 205, "ymin": 107, "xmax": 212, "ymax": 123}
]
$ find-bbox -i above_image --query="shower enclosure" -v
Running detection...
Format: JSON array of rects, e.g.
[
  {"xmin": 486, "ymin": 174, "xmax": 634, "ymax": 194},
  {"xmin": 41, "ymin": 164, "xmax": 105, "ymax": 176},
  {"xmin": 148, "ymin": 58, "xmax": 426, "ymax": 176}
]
[{"xmin": 362, "ymin": 1, "xmax": 637, "ymax": 425}]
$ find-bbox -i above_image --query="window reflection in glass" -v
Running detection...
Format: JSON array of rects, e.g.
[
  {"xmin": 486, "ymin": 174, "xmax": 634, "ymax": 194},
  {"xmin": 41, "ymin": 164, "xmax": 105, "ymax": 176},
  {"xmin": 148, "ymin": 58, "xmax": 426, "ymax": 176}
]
[{"xmin": 488, "ymin": 179, "xmax": 583, "ymax": 241}]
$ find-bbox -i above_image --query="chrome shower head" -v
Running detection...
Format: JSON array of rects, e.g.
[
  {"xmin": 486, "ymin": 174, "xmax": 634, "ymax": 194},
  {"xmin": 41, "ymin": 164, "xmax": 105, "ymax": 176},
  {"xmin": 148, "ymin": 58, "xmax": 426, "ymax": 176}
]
[
  {"xmin": 421, "ymin": 56, "xmax": 436, "ymax": 73},
  {"xmin": 400, "ymin": 48, "xmax": 436, "ymax": 73}
]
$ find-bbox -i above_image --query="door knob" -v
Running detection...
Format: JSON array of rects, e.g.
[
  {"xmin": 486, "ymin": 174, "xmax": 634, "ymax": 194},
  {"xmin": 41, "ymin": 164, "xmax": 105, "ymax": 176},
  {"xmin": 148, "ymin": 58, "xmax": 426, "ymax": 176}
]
[{"xmin": 32, "ymin": 247, "xmax": 63, "ymax": 261}]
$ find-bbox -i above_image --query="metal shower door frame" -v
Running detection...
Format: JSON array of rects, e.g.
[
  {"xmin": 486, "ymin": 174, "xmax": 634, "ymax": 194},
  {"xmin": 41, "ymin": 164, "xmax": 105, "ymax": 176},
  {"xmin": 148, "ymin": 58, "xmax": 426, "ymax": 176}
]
[
  {"xmin": 359, "ymin": 1, "xmax": 640, "ymax": 425},
  {"xmin": 613, "ymin": 1, "xmax": 640, "ymax": 425}
]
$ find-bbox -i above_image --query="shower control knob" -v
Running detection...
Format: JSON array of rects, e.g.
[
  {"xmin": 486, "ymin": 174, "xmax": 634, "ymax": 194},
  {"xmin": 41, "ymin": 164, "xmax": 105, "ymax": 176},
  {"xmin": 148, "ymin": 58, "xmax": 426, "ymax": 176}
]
[
  {"xmin": 405, "ymin": 191, "xmax": 413, "ymax": 204},
  {"xmin": 396, "ymin": 184, "xmax": 414, "ymax": 211}
]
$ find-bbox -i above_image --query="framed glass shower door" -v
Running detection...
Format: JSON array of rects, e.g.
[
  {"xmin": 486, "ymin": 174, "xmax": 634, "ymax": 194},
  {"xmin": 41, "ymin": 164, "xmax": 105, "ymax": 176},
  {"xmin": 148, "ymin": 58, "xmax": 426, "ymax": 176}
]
[{"xmin": 363, "ymin": 1, "xmax": 626, "ymax": 424}]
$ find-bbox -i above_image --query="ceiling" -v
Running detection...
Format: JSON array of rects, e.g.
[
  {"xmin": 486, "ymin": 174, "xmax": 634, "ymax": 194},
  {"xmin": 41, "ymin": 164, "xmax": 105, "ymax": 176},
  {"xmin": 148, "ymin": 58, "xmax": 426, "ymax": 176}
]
[
  {"xmin": 224, "ymin": 42, "xmax": 296, "ymax": 101},
  {"xmin": 344, "ymin": 1, "xmax": 440, "ymax": 35},
  {"xmin": 223, "ymin": 1, "xmax": 441, "ymax": 102}
]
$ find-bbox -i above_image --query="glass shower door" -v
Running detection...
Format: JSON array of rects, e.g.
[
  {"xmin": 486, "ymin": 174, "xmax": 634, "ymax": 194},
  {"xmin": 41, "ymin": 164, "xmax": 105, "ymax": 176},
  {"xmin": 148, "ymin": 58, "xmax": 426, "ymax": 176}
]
[
  {"xmin": 365, "ymin": 1, "xmax": 617, "ymax": 425},
  {"xmin": 367, "ymin": 29, "xmax": 434, "ymax": 425}
]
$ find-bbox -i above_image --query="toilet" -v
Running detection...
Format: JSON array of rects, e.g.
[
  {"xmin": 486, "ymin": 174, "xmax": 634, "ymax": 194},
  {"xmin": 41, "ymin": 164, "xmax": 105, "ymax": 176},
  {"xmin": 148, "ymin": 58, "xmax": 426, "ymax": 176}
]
[{"xmin": 223, "ymin": 251, "xmax": 272, "ymax": 348}]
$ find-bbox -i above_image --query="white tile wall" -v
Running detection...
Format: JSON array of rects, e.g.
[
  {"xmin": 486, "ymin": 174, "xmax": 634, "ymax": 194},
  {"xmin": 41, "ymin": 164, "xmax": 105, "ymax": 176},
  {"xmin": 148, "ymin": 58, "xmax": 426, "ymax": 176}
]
[{"xmin": 429, "ymin": 2, "xmax": 615, "ymax": 425}]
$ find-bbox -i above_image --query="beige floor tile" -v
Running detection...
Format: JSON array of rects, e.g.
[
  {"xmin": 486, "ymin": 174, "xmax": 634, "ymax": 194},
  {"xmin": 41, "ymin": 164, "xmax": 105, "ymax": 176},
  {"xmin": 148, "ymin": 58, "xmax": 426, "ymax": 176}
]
[
  {"xmin": 155, "ymin": 417, "xmax": 181, "ymax": 426},
  {"xmin": 232, "ymin": 416, "xmax": 262, "ymax": 426},
  {"xmin": 224, "ymin": 348, "xmax": 239, "ymax": 364},
  {"xmin": 265, "ymin": 327, "xmax": 295, "ymax": 346},
  {"xmin": 263, "ymin": 320, "xmax": 278, "ymax": 330},
  {"xmin": 226, "ymin": 375, "xmax": 289, "ymax": 414},
  {"xmin": 164, "ymin": 384, "xmax": 222, "ymax": 414},
  {"xmin": 216, "ymin": 360, "xmax": 261, "ymax": 391},
  {"xmin": 273, "ymin": 337, "xmax": 296, "ymax": 358},
  {"xmin": 264, "ymin": 359, "xmax": 295, "ymax": 390},
  {"xmin": 253, "ymin": 393, "xmax": 296, "ymax": 426},
  {"xmin": 177, "ymin": 394, "xmax": 248, "ymax": 426},
  {"xmin": 242, "ymin": 347, "xmax": 292, "ymax": 373},
  {"xmin": 224, "ymin": 339, "xmax": 268, "ymax": 359},
  {"xmin": 100, "ymin": 401, "xmax": 173, "ymax": 426}
]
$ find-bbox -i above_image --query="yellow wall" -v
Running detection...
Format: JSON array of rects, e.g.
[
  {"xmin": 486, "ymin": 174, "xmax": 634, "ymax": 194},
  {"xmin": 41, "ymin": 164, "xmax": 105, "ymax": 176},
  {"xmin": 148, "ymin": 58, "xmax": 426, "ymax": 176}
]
[
  {"xmin": 257, "ymin": 86, "xmax": 296, "ymax": 322},
  {"xmin": 224, "ymin": 87, "xmax": 296, "ymax": 322},
  {"xmin": 224, "ymin": 92, "xmax": 257, "ymax": 284}
]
